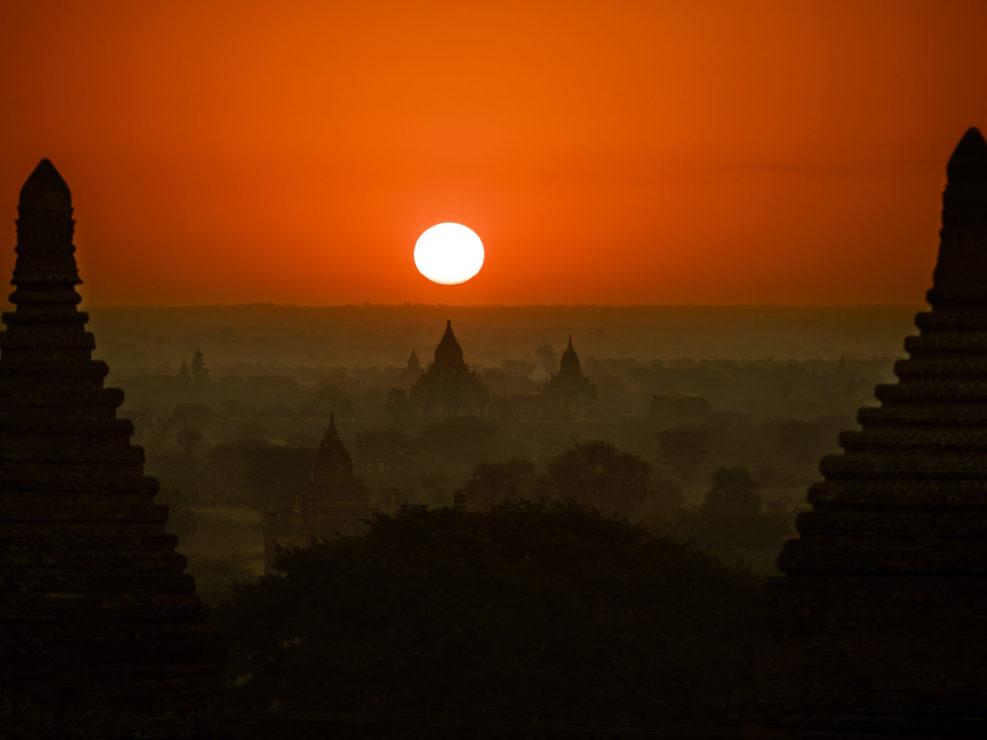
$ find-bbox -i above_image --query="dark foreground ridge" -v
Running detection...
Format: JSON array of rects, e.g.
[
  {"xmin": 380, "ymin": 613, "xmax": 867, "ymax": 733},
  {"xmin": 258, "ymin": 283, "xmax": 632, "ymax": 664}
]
[
  {"xmin": 0, "ymin": 161, "xmax": 225, "ymax": 725},
  {"xmin": 751, "ymin": 128, "xmax": 987, "ymax": 736}
]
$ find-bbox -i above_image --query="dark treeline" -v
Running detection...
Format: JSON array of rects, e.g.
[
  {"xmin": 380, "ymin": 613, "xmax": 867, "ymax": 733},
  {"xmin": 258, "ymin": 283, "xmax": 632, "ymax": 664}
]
[{"xmin": 221, "ymin": 502, "xmax": 760, "ymax": 737}]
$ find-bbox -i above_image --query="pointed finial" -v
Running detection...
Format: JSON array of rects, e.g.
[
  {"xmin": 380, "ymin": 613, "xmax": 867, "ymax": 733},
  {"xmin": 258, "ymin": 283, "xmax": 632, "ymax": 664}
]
[
  {"xmin": 435, "ymin": 319, "xmax": 464, "ymax": 364},
  {"xmin": 12, "ymin": 158, "xmax": 81, "ymax": 292},
  {"xmin": 19, "ymin": 158, "xmax": 72, "ymax": 212},
  {"xmin": 329, "ymin": 410, "xmax": 336, "ymax": 430},
  {"xmin": 946, "ymin": 127, "xmax": 987, "ymax": 184},
  {"xmin": 927, "ymin": 126, "xmax": 987, "ymax": 306},
  {"xmin": 560, "ymin": 335, "xmax": 580, "ymax": 374}
]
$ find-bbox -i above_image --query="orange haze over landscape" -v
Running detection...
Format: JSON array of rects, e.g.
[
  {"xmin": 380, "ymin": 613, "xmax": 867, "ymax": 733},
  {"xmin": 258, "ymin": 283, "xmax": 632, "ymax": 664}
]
[{"xmin": 1, "ymin": 0, "xmax": 986, "ymax": 307}]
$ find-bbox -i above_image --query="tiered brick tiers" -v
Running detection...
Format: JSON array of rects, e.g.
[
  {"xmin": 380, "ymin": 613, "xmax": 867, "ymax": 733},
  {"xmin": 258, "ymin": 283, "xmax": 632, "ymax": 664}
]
[
  {"xmin": 751, "ymin": 129, "xmax": 987, "ymax": 737},
  {"xmin": 0, "ymin": 160, "xmax": 225, "ymax": 716}
]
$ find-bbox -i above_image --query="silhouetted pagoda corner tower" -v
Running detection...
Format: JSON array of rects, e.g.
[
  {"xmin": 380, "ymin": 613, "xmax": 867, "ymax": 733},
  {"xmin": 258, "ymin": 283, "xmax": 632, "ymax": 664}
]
[
  {"xmin": 751, "ymin": 127, "xmax": 987, "ymax": 737},
  {"xmin": 409, "ymin": 319, "xmax": 489, "ymax": 418},
  {"xmin": 263, "ymin": 412, "xmax": 372, "ymax": 572},
  {"xmin": 0, "ymin": 161, "xmax": 225, "ymax": 720},
  {"xmin": 543, "ymin": 336, "xmax": 597, "ymax": 418},
  {"xmin": 400, "ymin": 346, "xmax": 422, "ymax": 386}
]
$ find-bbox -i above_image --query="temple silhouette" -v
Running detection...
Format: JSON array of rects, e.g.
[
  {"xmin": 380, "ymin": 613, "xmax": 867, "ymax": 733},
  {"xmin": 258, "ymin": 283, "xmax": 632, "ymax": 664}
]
[
  {"xmin": 263, "ymin": 413, "xmax": 373, "ymax": 572},
  {"xmin": 0, "ymin": 161, "xmax": 224, "ymax": 719},
  {"xmin": 508, "ymin": 336, "xmax": 598, "ymax": 419},
  {"xmin": 409, "ymin": 320, "xmax": 489, "ymax": 418},
  {"xmin": 542, "ymin": 336, "xmax": 597, "ymax": 418},
  {"xmin": 401, "ymin": 346, "xmax": 422, "ymax": 387},
  {"xmin": 751, "ymin": 128, "xmax": 987, "ymax": 736}
]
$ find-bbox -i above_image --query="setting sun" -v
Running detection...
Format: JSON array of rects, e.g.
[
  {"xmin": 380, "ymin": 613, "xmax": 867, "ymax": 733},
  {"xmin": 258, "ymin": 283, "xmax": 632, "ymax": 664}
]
[{"xmin": 414, "ymin": 222, "xmax": 485, "ymax": 285}]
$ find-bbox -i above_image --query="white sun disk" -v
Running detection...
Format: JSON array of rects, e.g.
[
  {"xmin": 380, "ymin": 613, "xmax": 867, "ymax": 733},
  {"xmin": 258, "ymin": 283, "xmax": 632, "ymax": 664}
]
[{"xmin": 414, "ymin": 223, "xmax": 484, "ymax": 285}]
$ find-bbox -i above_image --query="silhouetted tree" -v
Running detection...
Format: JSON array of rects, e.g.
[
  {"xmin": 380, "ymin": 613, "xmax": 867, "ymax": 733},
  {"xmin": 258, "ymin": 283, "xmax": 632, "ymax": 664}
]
[
  {"xmin": 219, "ymin": 501, "xmax": 759, "ymax": 728},
  {"xmin": 460, "ymin": 458, "xmax": 545, "ymax": 509},
  {"xmin": 656, "ymin": 425, "xmax": 711, "ymax": 481},
  {"xmin": 672, "ymin": 465, "xmax": 792, "ymax": 556},
  {"xmin": 534, "ymin": 343, "xmax": 557, "ymax": 375},
  {"xmin": 547, "ymin": 440, "xmax": 656, "ymax": 516},
  {"xmin": 124, "ymin": 409, "xmax": 166, "ymax": 449},
  {"xmin": 175, "ymin": 428, "xmax": 204, "ymax": 455},
  {"xmin": 190, "ymin": 348, "xmax": 208, "ymax": 380}
]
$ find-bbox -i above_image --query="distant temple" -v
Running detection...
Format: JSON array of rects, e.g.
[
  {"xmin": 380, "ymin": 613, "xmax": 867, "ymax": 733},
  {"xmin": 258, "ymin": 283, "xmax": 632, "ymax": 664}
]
[
  {"xmin": 409, "ymin": 320, "xmax": 488, "ymax": 418},
  {"xmin": 400, "ymin": 347, "xmax": 422, "ymax": 386},
  {"xmin": 751, "ymin": 128, "xmax": 987, "ymax": 735},
  {"xmin": 263, "ymin": 413, "xmax": 372, "ymax": 572},
  {"xmin": 542, "ymin": 336, "xmax": 597, "ymax": 418},
  {"xmin": 509, "ymin": 337, "xmax": 597, "ymax": 419},
  {"xmin": 0, "ymin": 161, "xmax": 224, "ymax": 718}
]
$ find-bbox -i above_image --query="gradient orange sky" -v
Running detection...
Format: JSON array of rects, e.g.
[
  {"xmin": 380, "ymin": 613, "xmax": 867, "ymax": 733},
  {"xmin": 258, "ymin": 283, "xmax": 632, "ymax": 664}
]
[{"xmin": 2, "ymin": 0, "xmax": 986, "ymax": 306}]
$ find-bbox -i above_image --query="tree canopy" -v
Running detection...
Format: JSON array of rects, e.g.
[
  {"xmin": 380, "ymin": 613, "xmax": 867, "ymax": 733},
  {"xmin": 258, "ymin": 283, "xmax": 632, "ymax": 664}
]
[
  {"xmin": 459, "ymin": 458, "xmax": 544, "ymax": 510},
  {"xmin": 672, "ymin": 466, "xmax": 793, "ymax": 557},
  {"xmin": 219, "ymin": 500, "xmax": 759, "ymax": 731},
  {"xmin": 546, "ymin": 440, "xmax": 657, "ymax": 516}
]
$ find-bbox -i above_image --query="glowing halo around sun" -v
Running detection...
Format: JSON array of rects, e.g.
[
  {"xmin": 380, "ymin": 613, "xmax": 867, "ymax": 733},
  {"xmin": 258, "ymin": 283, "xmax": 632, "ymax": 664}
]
[{"xmin": 414, "ymin": 223, "xmax": 484, "ymax": 285}]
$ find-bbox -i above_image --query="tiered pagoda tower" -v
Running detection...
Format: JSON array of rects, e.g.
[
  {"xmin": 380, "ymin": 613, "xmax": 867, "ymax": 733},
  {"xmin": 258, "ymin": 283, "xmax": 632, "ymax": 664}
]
[
  {"xmin": 409, "ymin": 320, "xmax": 488, "ymax": 418},
  {"xmin": 751, "ymin": 129, "xmax": 987, "ymax": 736},
  {"xmin": 263, "ymin": 413, "xmax": 372, "ymax": 572},
  {"xmin": 543, "ymin": 336, "xmax": 596, "ymax": 418},
  {"xmin": 0, "ymin": 162, "xmax": 224, "ymax": 717}
]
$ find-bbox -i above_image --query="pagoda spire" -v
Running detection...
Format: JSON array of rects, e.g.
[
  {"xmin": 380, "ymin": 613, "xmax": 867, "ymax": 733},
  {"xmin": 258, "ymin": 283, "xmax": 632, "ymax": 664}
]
[
  {"xmin": 307, "ymin": 411, "xmax": 355, "ymax": 491},
  {"xmin": 19, "ymin": 158, "xmax": 71, "ymax": 207},
  {"xmin": 928, "ymin": 126, "xmax": 987, "ymax": 306},
  {"xmin": 945, "ymin": 126, "xmax": 987, "ymax": 183},
  {"xmin": 434, "ymin": 318, "xmax": 464, "ymax": 366},
  {"xmin": 12, "ymin": 159, "xmax": 80, "ymax": 296},
  {"xmin": 560, "ymin": 335, "xmax": 581, "ymax": 375},
  {"xmin": 752, "ymin": 128, "xmax": 987, "ymax": 736},
  {"xmin": 0, "ymin": 161, "xmax": 224, "ymax": 722}
]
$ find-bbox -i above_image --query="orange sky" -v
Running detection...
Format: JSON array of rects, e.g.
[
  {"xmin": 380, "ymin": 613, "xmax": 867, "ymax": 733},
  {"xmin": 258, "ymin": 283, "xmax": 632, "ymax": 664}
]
[{"xmin": 1, "ymin": 0, "xmax": 986, "ymax": 306}]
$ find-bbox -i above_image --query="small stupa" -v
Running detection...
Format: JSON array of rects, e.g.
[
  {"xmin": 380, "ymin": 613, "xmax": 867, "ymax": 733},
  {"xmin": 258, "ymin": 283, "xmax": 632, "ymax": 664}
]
[
  {"xmin": 751, "ymin": 129, "xmax": 987, "ymax": 736},
  {"xmin": 0, "ymin": 161, "xmax": 225, "ymax": 717},
  {"xmin": 263, "ymin": 413, "xmax": 372, "ymax": 572},
  {"xmin": 543, "ymin": 336, "xmax": 597, "ymax": 418},
  {"xmin": 400, "ymin": 346, "xmax": 422, "ymax": 386}
]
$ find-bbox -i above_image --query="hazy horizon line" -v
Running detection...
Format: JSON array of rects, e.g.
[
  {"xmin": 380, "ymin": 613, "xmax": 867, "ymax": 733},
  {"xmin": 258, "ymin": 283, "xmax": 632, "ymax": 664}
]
[{"xmin": 66, "ymin": 302, "xmax": 924, "ymax": 311}]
